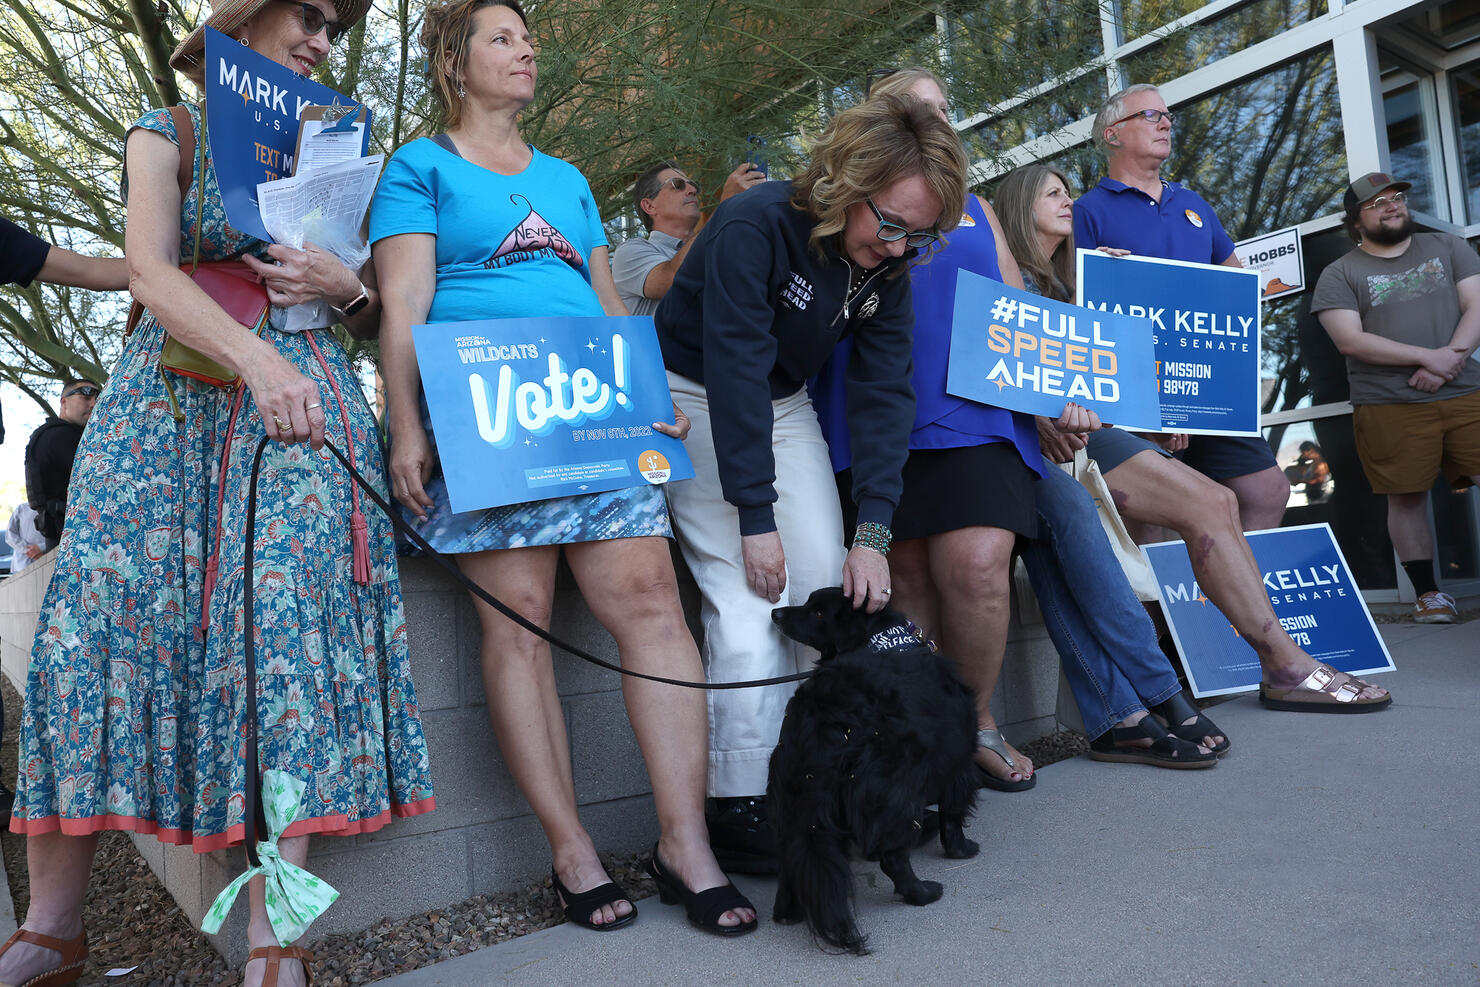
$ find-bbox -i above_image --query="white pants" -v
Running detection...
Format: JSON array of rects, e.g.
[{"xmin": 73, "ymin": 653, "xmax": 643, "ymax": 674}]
[{"xmin": 665, "ymin": 373, "xmax": 847, "ymax": 797}]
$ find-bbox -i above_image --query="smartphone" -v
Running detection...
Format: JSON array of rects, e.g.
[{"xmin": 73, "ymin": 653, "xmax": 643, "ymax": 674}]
[{"xmin": 745, "ymin": 135, "xmax": 769, "ymax": 177}]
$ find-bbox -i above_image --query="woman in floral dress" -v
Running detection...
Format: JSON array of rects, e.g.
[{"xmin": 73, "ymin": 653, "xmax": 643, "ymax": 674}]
[{"xmin": 1, "ymin": 2, "xmax": 434, "ymax": 986}]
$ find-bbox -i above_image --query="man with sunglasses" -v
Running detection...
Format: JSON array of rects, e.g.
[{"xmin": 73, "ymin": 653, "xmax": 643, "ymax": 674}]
[
  {"xmin": 1071, "ymin": 82, "xmax": 1291, "ymax": 536},
  {"xmin": 612, "ymin": 160, "xmax": 765, "ymax": 316},
  {"xmin": 23, "ymin": 378, "xmax": 99, "ymax": 551},
  {"xmin": 1311, "ymin": 172, "xmax": 1480, "ymax": 624}
]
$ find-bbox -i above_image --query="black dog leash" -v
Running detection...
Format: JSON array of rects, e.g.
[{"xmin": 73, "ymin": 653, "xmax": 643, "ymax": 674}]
[{"xmin": 240, "ymin": 435, "xmax": 815, "ymax": 860}]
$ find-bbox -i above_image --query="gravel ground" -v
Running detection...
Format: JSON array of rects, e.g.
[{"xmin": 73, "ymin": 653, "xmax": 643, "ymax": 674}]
[{"xmin": 1, "ymin": 665, "xmax": 1091, "ymax": 986}]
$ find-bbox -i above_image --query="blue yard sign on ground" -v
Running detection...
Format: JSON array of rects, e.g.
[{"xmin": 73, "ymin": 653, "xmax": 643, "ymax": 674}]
[
  {"xmin": 413, "ymin": 315, "xmax": 693, "ymax": 513},
  {"xmin": 946, "ymin": 270, "xmax": 1163, "ymax": 429},
  {"xmin": 204, "ymin": 27, "xmax": 369, "ymax": 241},
  {"xmin": 1144, "ymin": 523, "xmax": 1394, "ymax": 698},
  {"xmin": 1076, "ymin": 250, "xmax": 1261, "ymax": 436}
]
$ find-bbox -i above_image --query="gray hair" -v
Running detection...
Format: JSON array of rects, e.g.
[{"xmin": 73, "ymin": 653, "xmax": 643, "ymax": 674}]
[
  {"xmin": 1091, "ymin": 83, "xmax": 1162, "ymax": 157},
  {"xmin": 632, "ymin": 160, "xmax": 681, "ymax": 232}
]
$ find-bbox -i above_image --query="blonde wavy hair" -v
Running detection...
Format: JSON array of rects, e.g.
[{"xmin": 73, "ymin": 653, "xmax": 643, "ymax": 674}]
[
  {"xmin": 421, "ymin": 0, "xmax": 529, "ymax": 132},
  {"xmin": 791, "ymin": 93, "xmax": 967, "ymax": 262}
]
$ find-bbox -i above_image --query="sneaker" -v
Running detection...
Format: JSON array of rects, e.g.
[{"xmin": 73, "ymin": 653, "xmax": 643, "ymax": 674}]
[
  {"xmin": 705, "ymin": 796, "xmax": 778, "ymax": 875},
  {"xmin": 1413, "ymin": 591, "xmax": 1459, "ymax": 624}
]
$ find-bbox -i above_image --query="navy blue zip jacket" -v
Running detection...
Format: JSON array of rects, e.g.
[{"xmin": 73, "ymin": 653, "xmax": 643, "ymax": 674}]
[{"xmin": 654, "ymin": 180, "xmax": 916, "ymax": 537}]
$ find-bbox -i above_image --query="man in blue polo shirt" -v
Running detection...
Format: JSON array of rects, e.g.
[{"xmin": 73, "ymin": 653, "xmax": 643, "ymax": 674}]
[
  {"xmin": 1073, "ymin": 82, "xmax": 1290, "ymax": 537},
  {"xmin": 1069, "ymin": 87, "xmax": 1390, "ymax": 712}
]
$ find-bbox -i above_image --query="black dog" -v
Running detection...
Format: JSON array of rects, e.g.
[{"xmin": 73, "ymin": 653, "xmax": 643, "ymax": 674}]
[{"xmin": 767, "ymin": 587, "xmax": 980, "ymax": 954}]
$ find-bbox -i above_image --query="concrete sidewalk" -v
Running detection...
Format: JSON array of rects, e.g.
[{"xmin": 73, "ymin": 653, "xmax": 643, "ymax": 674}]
[{"xmin": 375, "ymin": 621, "xmax": 1479, "ymax": 986}]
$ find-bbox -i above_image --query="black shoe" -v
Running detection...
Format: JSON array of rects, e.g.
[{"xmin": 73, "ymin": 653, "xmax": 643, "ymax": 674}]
[
  {"xmin": 705, "ymin": 796, "xmax": 778, "ymax": 875},
  {"xmin": 0, "ymin": 781, "xmax": 12, "ymax": 831}
]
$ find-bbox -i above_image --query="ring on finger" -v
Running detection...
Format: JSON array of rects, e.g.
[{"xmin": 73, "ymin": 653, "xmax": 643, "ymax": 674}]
[
  {"xmin": 306, "ymin": 402, "xmax": 322, "ymax": 411},
  {"xmin": 882, "ymin": 588, "xmax": 892, "ymax": 595},
  {"xmin": 271, "ymin": 415, "xmax": 287, "ymax": 429}
]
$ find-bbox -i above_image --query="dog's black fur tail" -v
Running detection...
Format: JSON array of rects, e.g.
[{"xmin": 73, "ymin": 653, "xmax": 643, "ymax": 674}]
[{"xmin": 769, "ymin": 769, "xmax": 870, "ymax": 954}]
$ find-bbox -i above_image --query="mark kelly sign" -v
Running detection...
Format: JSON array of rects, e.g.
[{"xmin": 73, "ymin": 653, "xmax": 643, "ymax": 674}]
[
  {"xmin": 1077, "ymin": 250, "xmax": 1262, "ymax": 436},
  {"xmin": 1145, "ymin": 523, "xmax": 1393, "ymax": 698}
]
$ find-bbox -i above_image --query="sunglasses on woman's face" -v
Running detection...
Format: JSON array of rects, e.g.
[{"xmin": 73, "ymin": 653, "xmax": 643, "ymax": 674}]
[{"xmin": 290, "ymin": 1, "xmax": 346, "ymax": 44}]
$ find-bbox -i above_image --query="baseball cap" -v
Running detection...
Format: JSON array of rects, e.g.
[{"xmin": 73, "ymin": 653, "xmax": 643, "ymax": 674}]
[{"xmin": 1344, "ymin": 172, "xmax": 1412, "ymax": 212}]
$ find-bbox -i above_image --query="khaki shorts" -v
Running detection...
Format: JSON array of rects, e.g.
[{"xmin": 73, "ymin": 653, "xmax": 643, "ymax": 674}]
[{"xmin": 1353, "ymin": 388, "xmax": 1480, "ymax": 494}]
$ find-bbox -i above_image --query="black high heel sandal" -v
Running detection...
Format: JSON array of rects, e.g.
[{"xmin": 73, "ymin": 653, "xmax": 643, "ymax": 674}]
[
  {"xmin": 550, "ymin": 869, "xmax": 637, "ymax": 932},
  {"xmin": 645, "ymin": 845, "xmax": 758, "ymax": 937},
  {"xmin": 1151, "ymin": 691, "xmax": 1231, "ymax": 757}
]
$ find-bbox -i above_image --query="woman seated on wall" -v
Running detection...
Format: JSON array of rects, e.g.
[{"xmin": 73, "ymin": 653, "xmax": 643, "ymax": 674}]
[
  {"xmin": 372, "ymin": 0, "xmax": 754, "ymax": 937},
  {"xmin": 995, "ymin": 156, "xmax": 1387, "ymax": 715}
]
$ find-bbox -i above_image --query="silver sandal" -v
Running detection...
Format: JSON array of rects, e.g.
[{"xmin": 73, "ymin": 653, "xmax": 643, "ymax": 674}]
[{"xmin": 976, "ymin": 727, "xmax": 1035, "ymax": 792}]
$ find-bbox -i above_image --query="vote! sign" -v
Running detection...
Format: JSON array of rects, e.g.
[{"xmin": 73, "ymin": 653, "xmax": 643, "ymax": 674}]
[
  {"xmin": 945, "ymin": 270, "xmax": 1163, "ymax": 429},
  {"xmin": 1076, "ymin": 250, "xmax": 1261, "ymax": 435},
  {"xmin": 413, "ymin": 315, "xmax": 693, "ymax": 513},
  {"xmin": 204, "ymin": 27, "xmax": 370, "ymax": 241},
  {"xmin": 1144, "ymin": 523, "xmax": 1393, "ymax": 698}
]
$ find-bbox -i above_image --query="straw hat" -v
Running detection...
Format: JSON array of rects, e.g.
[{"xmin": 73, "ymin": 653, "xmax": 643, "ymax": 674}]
[{"xmin": 169, "ymin": 0, "xmax": 372, "ymax": 81}]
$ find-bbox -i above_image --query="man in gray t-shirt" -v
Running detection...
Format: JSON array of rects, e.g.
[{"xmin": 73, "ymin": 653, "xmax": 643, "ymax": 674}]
[
  {"xmin": 1312, "ymin": 171, "xmax": 1480, "ymax": 623},
  {"xmin": 611, "ymin": 160, "xmax": 764, "ymax": 317}
]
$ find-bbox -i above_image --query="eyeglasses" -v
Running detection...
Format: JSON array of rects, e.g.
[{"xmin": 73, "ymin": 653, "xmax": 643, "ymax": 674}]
[
  {"xmin": 1361, "ymin": 190, "xmax": 1407, "ymax": 211},
  {"xmin": 1111, "ymin": 108, "xmax": 1174, "ymax": 127},
  {"xmin": 289, "ymin": 2, "xmax": 346, "ymax": 44},
  {"xmin": 866, "ymin": 197, "xmax": 939, "ymax": 249},
  {"xmin": 64, "ymin": 386, "xmax": 100, "ymax": 399},
  {"xmin": 662, "ymin": 176, "xmax": 700, "ymax": 195}
]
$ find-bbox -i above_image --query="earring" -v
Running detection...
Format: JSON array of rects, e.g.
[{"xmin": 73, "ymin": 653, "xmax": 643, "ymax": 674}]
[
  {"xmin": 239, "ymin": 35, "xmax": 249, "ymax": 46},
  {"xmin": 457, "ymin": 82, "xmax": 466, "ymax": 100}
]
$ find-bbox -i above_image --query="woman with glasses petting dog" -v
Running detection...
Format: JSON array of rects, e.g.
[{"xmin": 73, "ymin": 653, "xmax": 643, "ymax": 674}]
[
  {"xmin": 373, "ymin": 0, "xmax": 755, "ymax": 939},
  {"xmin": 652, "ymin": 94, "xmax": 967, "ymax": 875},
  {"xmin": 814, "ymin": 69, "xmax": 1223, "ymax": 787},
  {"xmin": 3, "ymin": 2, "xmax": 437, "ymax": 986}
]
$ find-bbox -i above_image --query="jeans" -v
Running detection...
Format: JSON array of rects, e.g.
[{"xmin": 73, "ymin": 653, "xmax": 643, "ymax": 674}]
[{"xmin": 1020, "ymin": 461, "xmax": 1182, "ymax": 739}]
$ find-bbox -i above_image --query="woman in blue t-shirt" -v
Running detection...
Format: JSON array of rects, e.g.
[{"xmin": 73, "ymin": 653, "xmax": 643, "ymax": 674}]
[{"xmin": 372, "ymin": 0, "xmax": 755, "ymax": 936}]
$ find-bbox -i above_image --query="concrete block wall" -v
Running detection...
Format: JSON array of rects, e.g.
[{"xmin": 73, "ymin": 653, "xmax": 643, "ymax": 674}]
[{"xmin": 0, "ymin": 552, "xmax": 1069, "ymax": 963}]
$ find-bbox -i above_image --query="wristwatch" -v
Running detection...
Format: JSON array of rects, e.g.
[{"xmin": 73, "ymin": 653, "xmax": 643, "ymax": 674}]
[{"xmin": 332, "ymin": 279, "xmax": 371, "ymax": 319}]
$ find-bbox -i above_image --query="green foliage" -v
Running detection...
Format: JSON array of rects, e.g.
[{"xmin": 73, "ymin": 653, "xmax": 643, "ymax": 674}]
[{"xmin": 0, "ymin": 0, "xmax": 1108, "ymax": 407}]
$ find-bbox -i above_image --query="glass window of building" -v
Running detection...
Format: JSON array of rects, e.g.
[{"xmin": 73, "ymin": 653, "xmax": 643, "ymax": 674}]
[
  {"xmin": 1453, "ymin": 60, "xmax": 1480, "ymax": 223},
  {"xmin": 1162, "ymin": 48, "xmax": 1347, "ymax": 240},
  {"xmin": 1379, "ymin": 57, "xmax": 1448, "ymax": 217},
  {"xmin": 1120, "ymin": 0, "xmax": 1327, "ymax": 85}
]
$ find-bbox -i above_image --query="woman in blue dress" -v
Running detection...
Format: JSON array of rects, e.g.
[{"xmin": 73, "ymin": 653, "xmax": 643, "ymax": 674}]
[
  {"xmin": 372, "ymin": 0, "xmax": 754, "ymax": 937},
  {"xmin": 3, "ymin": 2, "xmax": 436, "ymax": 985}
]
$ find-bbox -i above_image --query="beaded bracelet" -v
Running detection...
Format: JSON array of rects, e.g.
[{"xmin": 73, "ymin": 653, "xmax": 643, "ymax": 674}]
[{"xmin": 854, "ymin": 522, "xmax": 892, "ymax": 556}]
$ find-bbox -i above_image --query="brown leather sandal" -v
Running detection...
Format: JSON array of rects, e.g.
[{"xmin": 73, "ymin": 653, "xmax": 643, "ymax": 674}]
[
  {"xmin": 1260, "ymin": 664, "xmax": 1391, "ymax": 713},
  {"xmin": 0, "ymin": 926, "xmax": 88, "ymax": 987},
  {"xmin": 246, "ymin": 946, "xmax": 314, "ymax": 987}
]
